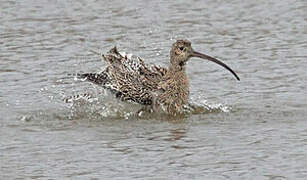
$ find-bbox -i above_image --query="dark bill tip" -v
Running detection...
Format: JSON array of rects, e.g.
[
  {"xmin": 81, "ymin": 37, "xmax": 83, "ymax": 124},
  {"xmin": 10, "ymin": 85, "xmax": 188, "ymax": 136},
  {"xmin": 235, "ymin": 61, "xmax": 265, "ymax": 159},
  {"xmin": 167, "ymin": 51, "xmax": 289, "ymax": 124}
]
[{"xmin": 192, "ymin": 51, "xmax": 240, "ymax": 81}]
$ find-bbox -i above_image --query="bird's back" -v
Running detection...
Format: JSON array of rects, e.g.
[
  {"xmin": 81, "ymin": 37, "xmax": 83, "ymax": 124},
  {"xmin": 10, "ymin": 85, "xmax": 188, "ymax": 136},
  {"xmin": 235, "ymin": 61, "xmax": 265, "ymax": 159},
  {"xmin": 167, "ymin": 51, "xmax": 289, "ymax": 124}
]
[{"xmin": 80, "ymin": 47, "xmax": 167, "ymax": 105}]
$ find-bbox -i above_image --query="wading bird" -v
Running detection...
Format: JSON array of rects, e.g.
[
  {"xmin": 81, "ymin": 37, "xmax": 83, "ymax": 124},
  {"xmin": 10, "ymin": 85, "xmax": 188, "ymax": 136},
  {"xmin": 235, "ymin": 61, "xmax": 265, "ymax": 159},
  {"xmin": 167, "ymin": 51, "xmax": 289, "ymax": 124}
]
[{"xmin": 71, "ymin": 40, "xmax": 240, "ymax": 115}]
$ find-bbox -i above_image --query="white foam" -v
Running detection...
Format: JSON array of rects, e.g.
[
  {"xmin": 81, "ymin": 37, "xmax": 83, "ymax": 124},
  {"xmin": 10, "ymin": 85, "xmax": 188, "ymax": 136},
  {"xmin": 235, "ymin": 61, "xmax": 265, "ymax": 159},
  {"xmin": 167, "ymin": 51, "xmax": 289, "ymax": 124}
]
[
  {"xmin": 119, "ymin": 51, "xmax": 126, "ymax": 57},
  {"xmin": 201, "ymin": 100, "xmax": 231, "ymax": 112},
  {"xmin": 126, "ymin": 53, "xmax": 133, "ymax": 60}
]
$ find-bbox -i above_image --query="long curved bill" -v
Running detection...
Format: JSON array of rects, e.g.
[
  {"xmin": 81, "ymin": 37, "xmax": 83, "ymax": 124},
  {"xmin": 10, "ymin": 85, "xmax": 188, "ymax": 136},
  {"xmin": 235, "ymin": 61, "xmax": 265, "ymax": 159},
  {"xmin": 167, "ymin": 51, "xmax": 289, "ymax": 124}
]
[{"xmin": 192, "ymin": 51, "xmax": 240, "ymax": 81}]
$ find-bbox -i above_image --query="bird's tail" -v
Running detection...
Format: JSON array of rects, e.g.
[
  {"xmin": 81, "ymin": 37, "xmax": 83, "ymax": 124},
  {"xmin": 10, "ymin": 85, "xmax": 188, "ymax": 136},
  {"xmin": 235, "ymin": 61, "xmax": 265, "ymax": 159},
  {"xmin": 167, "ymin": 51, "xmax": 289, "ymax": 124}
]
[
  {"xmin": 78, "ymin": 72, "xmax": 109, "ymax": 85},
  {"xmin": 67, "ymin": 72, "xmax": 110, "ymax": 86},
  {"xmin": 63, "ymin": 93, "xmax": 94, "ymax": 103}
]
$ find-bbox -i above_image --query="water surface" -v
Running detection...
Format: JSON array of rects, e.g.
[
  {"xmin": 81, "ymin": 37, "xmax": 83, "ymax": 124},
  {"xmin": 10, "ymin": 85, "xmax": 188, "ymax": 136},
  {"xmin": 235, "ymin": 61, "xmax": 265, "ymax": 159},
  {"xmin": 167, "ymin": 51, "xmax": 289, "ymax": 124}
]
[{"xmin": 1, "ymin": 0, "xmax": 307, "ymax": 179}]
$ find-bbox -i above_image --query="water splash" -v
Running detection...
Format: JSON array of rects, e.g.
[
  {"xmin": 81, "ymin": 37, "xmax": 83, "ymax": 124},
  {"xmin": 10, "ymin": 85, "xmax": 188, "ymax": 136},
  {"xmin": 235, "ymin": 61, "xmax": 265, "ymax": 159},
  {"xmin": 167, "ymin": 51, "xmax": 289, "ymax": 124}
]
[
  {"xmin": 61, "ymin": 74, "xmax": 232, "ymax": 119},
  {"xmin": 185, "ymin": 97, "xmax": 232, "ymax": 114},
  {"xmin": 63, "ymin": 92, "xmax": 232, "ymax": 120},
  {"xmin": 64, "ymin": 92, "xmax": 143, "ymax": 120}
]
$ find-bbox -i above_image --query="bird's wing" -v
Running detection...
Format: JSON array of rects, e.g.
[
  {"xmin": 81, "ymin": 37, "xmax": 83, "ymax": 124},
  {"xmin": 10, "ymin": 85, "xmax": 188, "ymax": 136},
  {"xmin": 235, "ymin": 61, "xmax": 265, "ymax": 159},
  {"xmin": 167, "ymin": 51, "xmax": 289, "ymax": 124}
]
[{"xmin": 79, "ymin": 47, "xmax": 168, "ymax": 105}]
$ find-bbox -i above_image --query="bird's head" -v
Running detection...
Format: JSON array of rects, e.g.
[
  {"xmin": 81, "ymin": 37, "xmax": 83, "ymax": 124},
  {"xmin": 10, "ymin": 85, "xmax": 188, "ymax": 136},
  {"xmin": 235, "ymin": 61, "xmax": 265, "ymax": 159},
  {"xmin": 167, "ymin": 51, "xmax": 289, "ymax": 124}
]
[{"xmin": 170, "ymin": 39, "xmax": 240, "ymax": 81}]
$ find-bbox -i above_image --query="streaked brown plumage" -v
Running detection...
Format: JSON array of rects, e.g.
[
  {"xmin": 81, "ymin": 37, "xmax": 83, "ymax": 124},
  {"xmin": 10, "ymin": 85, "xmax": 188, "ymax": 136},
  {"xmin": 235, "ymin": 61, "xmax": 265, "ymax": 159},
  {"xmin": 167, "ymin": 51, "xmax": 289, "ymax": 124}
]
[{"xmin": 77, "ymin": 40, "xmax": 240, "ymax": 115}]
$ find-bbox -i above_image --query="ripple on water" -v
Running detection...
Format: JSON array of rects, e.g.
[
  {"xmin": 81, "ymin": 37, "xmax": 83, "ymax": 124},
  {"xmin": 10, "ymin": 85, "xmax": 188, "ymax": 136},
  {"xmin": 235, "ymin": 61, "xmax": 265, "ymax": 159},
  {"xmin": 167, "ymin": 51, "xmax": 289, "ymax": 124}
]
[
  {"xmin": 60, "ymin": 88, "xmax": 233, "ymax": 121},
  {"xmin": 1, "ymin": 0, "xmax": 307, "ymax": 179}
]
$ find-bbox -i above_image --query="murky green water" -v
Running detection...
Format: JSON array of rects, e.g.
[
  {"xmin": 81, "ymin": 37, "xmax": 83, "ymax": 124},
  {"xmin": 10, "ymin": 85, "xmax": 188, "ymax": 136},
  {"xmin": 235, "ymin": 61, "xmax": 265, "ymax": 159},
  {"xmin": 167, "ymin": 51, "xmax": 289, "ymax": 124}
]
[{"xmin": 1, "ymin": 0, "xmax": 307, "ymax": 179}]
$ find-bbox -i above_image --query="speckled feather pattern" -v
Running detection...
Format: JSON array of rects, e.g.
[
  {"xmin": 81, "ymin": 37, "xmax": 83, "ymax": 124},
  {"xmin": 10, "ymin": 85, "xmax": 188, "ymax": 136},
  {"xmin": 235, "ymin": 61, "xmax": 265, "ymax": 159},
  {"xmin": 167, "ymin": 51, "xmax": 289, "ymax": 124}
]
[
  {"xmin": 80, "ymin": 47, "xmax": 167, "ymax": 105},
  {"xmin": 77, "ymin": 40, "xmax": 239, "ymax": 115}
]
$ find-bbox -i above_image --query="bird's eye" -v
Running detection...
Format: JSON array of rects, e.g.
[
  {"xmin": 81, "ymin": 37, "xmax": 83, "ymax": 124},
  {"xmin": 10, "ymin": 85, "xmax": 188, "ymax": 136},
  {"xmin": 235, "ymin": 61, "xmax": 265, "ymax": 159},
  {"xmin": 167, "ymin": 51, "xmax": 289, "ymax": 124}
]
[{"xmin": 179, "ymin": 47, "xmax": 184, "ymax": 51}]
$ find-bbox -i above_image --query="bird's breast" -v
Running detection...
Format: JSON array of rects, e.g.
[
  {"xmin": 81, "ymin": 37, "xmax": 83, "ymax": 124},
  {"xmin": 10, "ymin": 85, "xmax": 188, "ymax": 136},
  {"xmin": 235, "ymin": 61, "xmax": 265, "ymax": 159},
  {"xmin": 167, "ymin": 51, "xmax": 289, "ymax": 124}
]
[{"xmin": 158, "ymin": 71, "xmax": 190, "ymax": 114}]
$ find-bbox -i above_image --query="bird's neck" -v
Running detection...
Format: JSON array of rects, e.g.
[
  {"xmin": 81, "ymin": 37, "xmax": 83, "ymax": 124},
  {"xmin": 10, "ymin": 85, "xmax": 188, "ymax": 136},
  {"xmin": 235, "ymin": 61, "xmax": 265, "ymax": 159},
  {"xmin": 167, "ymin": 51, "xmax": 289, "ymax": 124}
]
[
  {"xmin": 167, "ymin": 64, "xmax": 189, "ymax": 88},
  {"xmin": 168, "ymin": 63, "xmax": 186, "ymax": 73}
]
